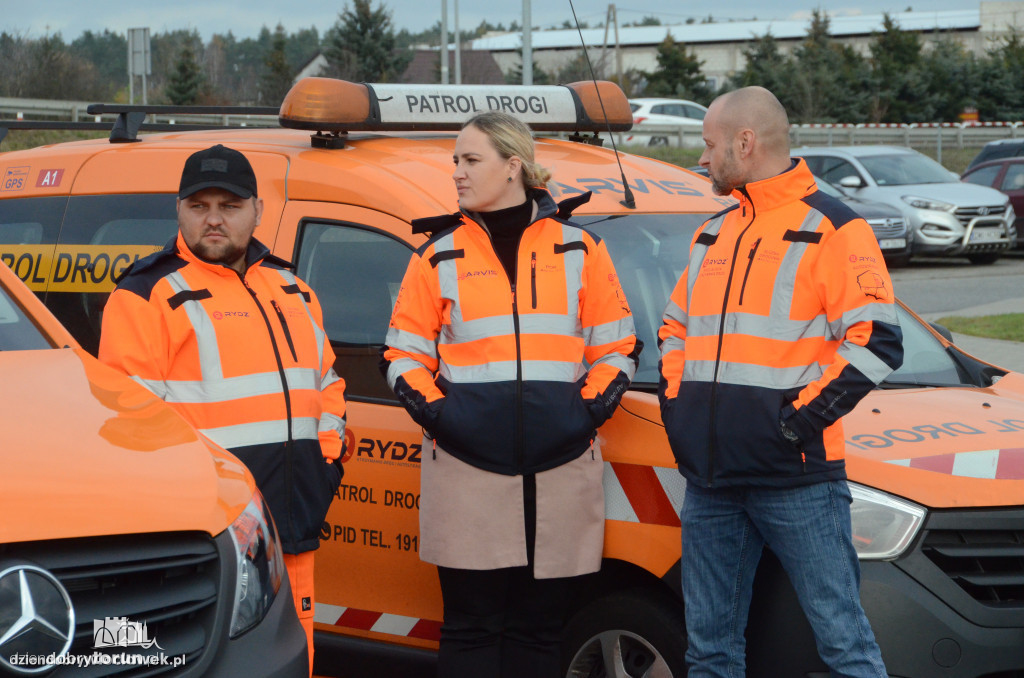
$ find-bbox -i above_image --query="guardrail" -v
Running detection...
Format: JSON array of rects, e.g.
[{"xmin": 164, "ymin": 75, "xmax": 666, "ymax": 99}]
[
  {"xmin": 0, "ymin": 97, "xmax": 278, "ymax": 127},
  {"xmin": 614, "ymin": 121, "xmax": 1024, "ymax": 163},
  {"xmin": 5, "ymin": 96, "xmax": 1024, "ymax": 160}
]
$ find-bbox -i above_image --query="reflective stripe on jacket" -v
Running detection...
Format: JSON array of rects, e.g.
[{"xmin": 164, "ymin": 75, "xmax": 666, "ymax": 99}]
[
  {"xmin": 99, "ymin": 232, "xmax": 347, "ymax": 553},
  {"xmin": 381, "ymin": 189, "xmax": 641, "ymax": 475},
  {"xmin": 658, "ymin": 159, "xmax": 903, "ymax": 487}
]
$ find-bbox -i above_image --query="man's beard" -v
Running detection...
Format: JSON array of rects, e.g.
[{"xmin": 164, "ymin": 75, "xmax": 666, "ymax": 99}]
[{"xmin": 192, "ymin": 237, "xmax": 247, "ymax": 268}]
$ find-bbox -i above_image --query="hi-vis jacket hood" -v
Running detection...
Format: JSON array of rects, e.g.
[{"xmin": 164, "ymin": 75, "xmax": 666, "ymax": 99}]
[
  {"xmin": 99, "ymin": 232, "xmax": 347, "ymax": 553},
  {"xmin": 658, "ymin": 159, "xmax": 904, "ymax": 487},
  {"xmin": 381, "ymin": 188, "xmax": 641, "ymax": 475}
]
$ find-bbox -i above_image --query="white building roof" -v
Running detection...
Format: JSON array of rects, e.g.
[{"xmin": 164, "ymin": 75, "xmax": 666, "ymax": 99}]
[{"xmin": 468, "ymin": 10, "xmax": 980, "ymax": 51}]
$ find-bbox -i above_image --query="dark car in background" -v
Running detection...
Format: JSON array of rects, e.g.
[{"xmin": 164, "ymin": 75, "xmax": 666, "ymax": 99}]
[
  {"xmin": 961, "ymin": 156, "xmax": 1024, "ymax": 249},
  {"xmin": 966, "ymin": 138, "xmax": 1024, "ymax": 171}
]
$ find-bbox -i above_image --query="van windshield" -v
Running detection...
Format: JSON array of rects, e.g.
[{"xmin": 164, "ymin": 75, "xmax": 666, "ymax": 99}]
[
  {"xmin": 0, "ymin": 280, "xmax": 51, "ymax": 351},
  {"xmin": 576, "ymin": 213, "xmax": 704, "ymax": 388}
]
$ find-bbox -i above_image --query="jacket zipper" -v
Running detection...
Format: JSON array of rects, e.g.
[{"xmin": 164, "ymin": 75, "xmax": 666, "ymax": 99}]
[
  {"xmin": 271, "ymin": 300, "xmax": 298, "ymax": 362},
  {"xmin": 738, "ymin": 237, "xmax": 761, "ymax": 306},
  {"xmin": 531, "ymin": 252, "xmax": 537, "ymax": 309},
  {"xmin": 511, "ymin": 282, "xmax": 524, "ymax": 472},
  {"xmin": 708, "ymin": 196, "xmax": 755, "ymax": 486},
  {"xmin": 243, "ymin": 277, "xmax": 296, "ymax": 535}
]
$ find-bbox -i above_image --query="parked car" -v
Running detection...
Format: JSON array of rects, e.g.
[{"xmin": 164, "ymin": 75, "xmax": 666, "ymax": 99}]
[
  {"xmin": 813, "ymin": 176, "xmax": 911, "ymax": 265},
  {"xmin": 2, "ymin": 79, "xmax": 1023, "ymax": 678},
  {"xmin": 625, "ymin": 97, "xmax": 706, "ymax": 147},
  {"xmin": 687, "ymin": 166, "xmax": 911, "ymax": 266},
  {"xmin": 966, "ymin": 138, "xmax": 1024, "ymax": 171},
  {"xmin": 795, "ymin": 145, "xmax": 1015, "ymax": 264},
  {"xmin": 0, "ymin": 260, "xmax": 307, "ymax": 676},
  {"xmin": 961, "ymin": 156, "xmax": 1024, "ymax": 249}
]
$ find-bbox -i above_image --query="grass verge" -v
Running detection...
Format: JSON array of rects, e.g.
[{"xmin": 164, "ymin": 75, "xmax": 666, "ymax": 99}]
[{"xmin": 934, "ymin": 314, "xmax": 1024, "ymax": 342}]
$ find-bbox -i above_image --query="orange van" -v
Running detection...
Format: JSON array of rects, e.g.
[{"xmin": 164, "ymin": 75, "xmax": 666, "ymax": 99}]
[
  {"xmin": 1, "ymin": 77, "xmax": 1022, "ymax": 678},
  {"xmin": 0, "ymin": 261, "xmax": 307, "ymax": 674}
]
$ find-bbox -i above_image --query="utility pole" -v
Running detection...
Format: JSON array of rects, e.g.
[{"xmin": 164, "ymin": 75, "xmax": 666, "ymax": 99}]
[
  {"xmin": 454, "ymin": 0, "xmax": 462, "ymax": 84},
  {"xmin": 523, "ymin": 0, "xmax": 532, "ymax": 85},
  {"xmin": 127, "ymin": 27, "xmax": 151, "ymax": 105},
  {"xmin": 441, "ymin": 0, "xmax": 449, "ymax": 84},
  {"xmin": 600, "ymin": 4, "xmax": 622, "ymax": 84}
]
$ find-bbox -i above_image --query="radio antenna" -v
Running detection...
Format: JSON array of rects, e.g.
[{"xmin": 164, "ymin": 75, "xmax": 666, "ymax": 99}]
[{"xmin": 567, "ymin": 0, "xmax": 636, "ymax": 208}]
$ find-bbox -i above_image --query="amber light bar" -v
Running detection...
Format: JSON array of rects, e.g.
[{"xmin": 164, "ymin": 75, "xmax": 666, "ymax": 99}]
[{"xmin": 279, "ymin": 77, "xmax": 633, "ymax": 133}]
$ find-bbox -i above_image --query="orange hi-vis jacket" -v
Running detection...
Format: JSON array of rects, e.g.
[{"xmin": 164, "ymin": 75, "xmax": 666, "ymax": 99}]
[
  {"xmin": 99, "ymin": 232, "xmax": 347, "ymax": 553},
  {"xmin": 658, "ymin": 159, "xmax": 903, "ymax": 487},
  {"xmin": 381, "ymin": 189, "xmax": 641, "ymax": 475}
]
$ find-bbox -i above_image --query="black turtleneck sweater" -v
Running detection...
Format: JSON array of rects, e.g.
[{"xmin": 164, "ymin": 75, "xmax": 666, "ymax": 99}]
[{"xmin": 476, "ymin": 197, "xmax": 533, "ymax": 285}]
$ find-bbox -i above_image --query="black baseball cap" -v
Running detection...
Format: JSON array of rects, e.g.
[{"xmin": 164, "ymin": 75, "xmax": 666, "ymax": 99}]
[{"xmin": 178, "ymin": 144, "xmax": 258, "ymax": 199}]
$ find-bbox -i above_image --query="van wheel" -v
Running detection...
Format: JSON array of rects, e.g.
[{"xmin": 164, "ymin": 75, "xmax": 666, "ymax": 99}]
[
  {"xmin": 649, "ymin": 137, "xmax": 669, "ymax": 147},
  {"xmin": 563, "ymin": 588, "xmax": 687, "ymax": 678},
  {"xmin": 967, "ymin": 252, "xmax": 1000, "ymax": 265}
]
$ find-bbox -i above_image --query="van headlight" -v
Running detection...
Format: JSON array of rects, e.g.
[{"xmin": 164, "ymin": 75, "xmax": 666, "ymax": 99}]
[
  {"xmin": 228, "ymin": 490, "xmax": 285, "ymax": 637},
  {"xmin": 901, "ymin": 195, "xmax": 955, "ymax": 212},
  {"xmin": 849, "ymin": 483, "xmax": 927, "ymax": 560}
]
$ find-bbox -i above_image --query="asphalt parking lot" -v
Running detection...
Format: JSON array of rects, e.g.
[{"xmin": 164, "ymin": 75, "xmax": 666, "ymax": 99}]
[{"xmin": 893, "ymin": 251, "xmax": 1024, "ymax": 373}]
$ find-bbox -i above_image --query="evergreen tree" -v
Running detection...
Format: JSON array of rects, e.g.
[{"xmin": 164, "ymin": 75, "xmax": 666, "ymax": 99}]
[
  {"xmin": 70, "ymin": 30, "xmax": 127, "ymax": 100},
  {"xmin": 642, "ymin": 34, "xmax": 710, "ymax": 102},
  {"xmin": 919, "ymin": 37, "xmax": 980, "ymax": 122},
  {"xmin": 978, "ymin": 28, "xmax": 1024, "ymax": 120},
  {"xmin": 788, "ymin": 10, "xmax": 869, "ymax": 123},
  {"xmin": 166, "ymin": 43, "xmax": 204, "ymax": 105},
  {"xmin": 260, "ymin": 25, "xmax": 294, "ymax": 106},
  {"xmin": 324, "ymin": 0, "xmax": 411, "ymax": 82},
  {"xmin": 285, "ymin": 27, "xmax": 321, "ymax": 73},
  {"xmin": 730, "ymin": 32, "xmax": 794, "ymax": 103},
  {"xmin": 868, "ymin": 14, "xmax": 927, "ymax": 122}
]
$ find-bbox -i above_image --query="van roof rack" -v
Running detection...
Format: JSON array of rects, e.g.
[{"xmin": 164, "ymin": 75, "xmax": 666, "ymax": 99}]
[{"xmin": 1, "ymin": 104, "xmax": 279, "ymax": 145}]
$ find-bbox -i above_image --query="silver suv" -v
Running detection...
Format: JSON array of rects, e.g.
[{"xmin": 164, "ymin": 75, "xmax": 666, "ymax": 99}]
[{"xmin": 795, "ymin": 145, "xmax": 1015, "ymax": 264}]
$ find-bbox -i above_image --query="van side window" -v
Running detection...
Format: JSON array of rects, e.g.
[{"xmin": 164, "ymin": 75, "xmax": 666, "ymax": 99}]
[
  {"xmin": 0, "ymin": 197, "xmax": 67, "ymax": 298},
  {"xmin": 54, "ymin": 194, "xmax": 177, "ymax": 354},
  {"xmin": 296, "ymin": 222, "xmax": 413, "ymax": 402}
]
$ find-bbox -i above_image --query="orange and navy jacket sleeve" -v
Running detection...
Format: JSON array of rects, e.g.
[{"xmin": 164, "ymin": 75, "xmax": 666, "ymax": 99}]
[
  {"xmin": 657, "ymin": 261, "xmax": 691, "ymax": 407},
  {"xmin": 379, "ymin": 246, "xmax": 446, "ymax": 429},
  {"xmin": 99, "ymin": 277, "xmax": 173, "ymax": 397},
  {"xmin": 780, "ymin": 211, "xmax": 903, "ymax": 442},
  {"xmin": 579, "ymin": 234, "xmax": 642, "ymax": 426}
]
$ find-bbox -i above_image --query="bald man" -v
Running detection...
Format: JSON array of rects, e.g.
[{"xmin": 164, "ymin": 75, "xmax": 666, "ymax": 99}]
[{"xmin": 658, "ymin": 87, "xmax": 902, "ymax": 677}]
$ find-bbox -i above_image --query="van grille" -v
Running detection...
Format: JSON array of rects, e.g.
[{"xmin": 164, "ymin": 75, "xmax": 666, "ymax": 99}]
[
  {"xmin": 4, "ymin": 532, "xmax": 219, "ymax": 676},
  {"xmin": 921, "ymin": 527, "xmax": 1024, "ymax": 606}
]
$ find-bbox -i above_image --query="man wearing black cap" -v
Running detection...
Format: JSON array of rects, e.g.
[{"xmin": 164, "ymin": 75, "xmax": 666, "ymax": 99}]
[{"xmin": 99, "ymin": 144, "xmax": 347, "ymax": 675}]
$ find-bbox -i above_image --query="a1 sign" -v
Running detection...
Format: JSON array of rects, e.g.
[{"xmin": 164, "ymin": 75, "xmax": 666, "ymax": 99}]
[{"xmin": 36, "ymin": 169, "xmax": 64, "ymax": 188}]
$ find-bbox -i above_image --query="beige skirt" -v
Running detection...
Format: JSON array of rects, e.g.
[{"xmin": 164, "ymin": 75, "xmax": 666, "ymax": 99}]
[{"xmin": 418, "ymin": 436, "xmax": 605, "ymax": 579}]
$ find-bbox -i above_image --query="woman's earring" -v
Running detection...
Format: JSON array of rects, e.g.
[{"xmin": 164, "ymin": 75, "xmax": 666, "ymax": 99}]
[{"xmin": 507, "ymin": 176, "xmax": 513, "ymax": 183}]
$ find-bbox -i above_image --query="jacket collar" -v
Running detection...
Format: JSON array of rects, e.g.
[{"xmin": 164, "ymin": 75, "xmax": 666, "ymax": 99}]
[
  {"xmin": 173, "ymin": 231, "xmax": 275, "ymax": 277},
  {"xmin": 461, "ymin": 186, "xmax": 559, "ymax": 231},
  {"xmin": 734, "ymin": 158, "xmax": 818, "ymax": 213}
]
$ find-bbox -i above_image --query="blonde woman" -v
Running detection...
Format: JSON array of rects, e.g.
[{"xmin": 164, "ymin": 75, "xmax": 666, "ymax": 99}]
[{"xmin": 381, "ymin": 110, "xmax": 641, "ymax": 677}]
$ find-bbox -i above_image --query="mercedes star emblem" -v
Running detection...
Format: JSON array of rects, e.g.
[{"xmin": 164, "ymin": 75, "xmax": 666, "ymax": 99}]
[{"xmin": 0, "ymin": 564, "xmax": 75, "ymax": 675}]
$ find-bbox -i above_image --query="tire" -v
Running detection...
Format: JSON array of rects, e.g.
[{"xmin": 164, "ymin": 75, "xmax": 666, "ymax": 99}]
[
  {"xmin": 563, "ymin": 588, "xmax": 687, "ymax": 678},
  {"xmin": 967, "ymin": 252, "xmax": 1001, "ymax": 265},
  {"xmin": 648, "ymin": 137, "xmax": 669, "ymax": 147}
]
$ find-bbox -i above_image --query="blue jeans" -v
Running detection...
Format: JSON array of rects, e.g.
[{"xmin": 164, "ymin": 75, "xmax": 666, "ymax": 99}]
[{"xmin": 680, "ymin": 480, "xmax": 887, "ymax": 678}]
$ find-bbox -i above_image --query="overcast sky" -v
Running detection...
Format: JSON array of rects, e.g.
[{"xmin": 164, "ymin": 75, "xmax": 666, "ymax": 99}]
[{"xmin": 3, "ymin": 1, "xmax": 977, "ymax": 42}]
